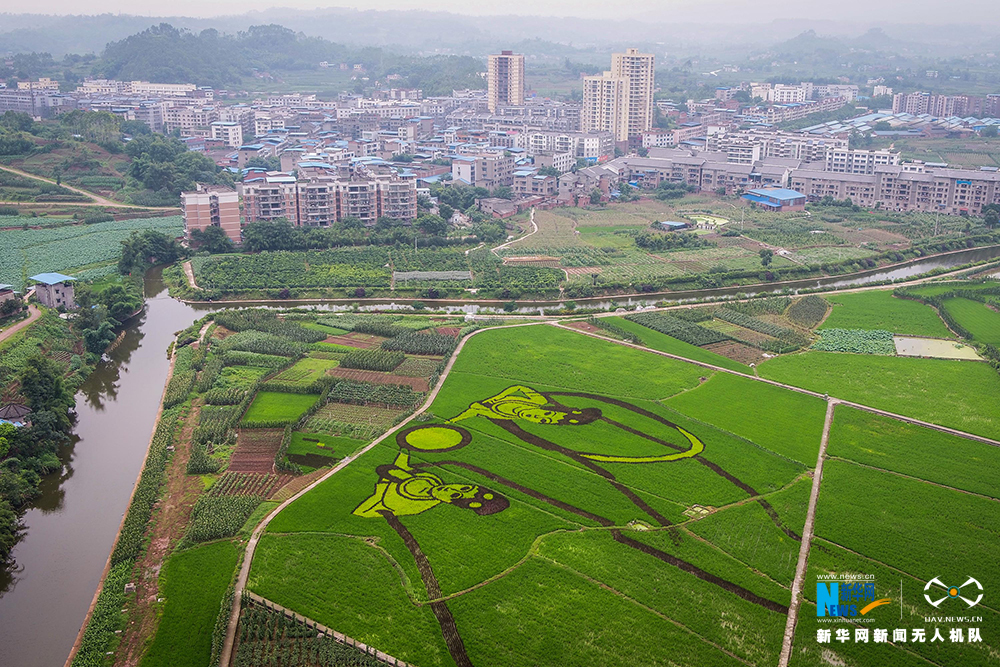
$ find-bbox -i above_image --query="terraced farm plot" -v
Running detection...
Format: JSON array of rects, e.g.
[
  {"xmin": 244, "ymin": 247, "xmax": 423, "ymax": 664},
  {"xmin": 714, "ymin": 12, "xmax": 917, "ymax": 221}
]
[
  {"xmin": 241, "ymin": 392, "xmax": 319, "ymax": 425},
  {"xmin": 273, "ymin": 357, "xmax": 339, "ymax": 385},
  {"xmin": 328, "ymin": 367, "xmax": 430, "ymax": 391},
  {"xmin": 788, "ymin": 245, "xmax": 877, "ymax": 265},
  {"xmin": 759, "ymin": 351, "xmax": 1000, "ymax": 440},
  {"xmin": 305, "ymin": 402, "xmax": 407, "ymax": 435},
  {"xmin": 940, "ymin": 297, "xmax": 1000, "ymax": 345},
  {"xmin": 229, "ymin": 428, "xmax": 286, "ymax": 473},
  {"xmin": 820, "ymin": 290, "xmax": 952, "ymax": 337}
]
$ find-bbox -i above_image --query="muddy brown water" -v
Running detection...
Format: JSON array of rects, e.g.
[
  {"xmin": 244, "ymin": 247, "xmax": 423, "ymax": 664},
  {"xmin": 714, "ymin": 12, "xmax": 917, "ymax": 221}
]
[{"xmin": 0, "ymin": 268, "xmax": 207, "ymax": 667}]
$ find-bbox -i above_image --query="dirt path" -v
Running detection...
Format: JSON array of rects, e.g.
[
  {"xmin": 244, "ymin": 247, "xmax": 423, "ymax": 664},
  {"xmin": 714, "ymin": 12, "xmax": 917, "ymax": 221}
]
[
  {"xmin": 182, "ymin": 261, "xmax": 201, "ymax": 290},
  {"xmin": 0, "ymin": 304, "xmax": 40, "ymax": 344},
  {"xmin": 778, "ymin": 399, "xmax": 837, "ymax": 667},
  {"xmin": 217, "ymin": 320, "xmax": 543, "ymax": 666},
  {"xmin": 114, "ymin": 399, "xmax": 205, "ymax": 667},
  {"xmin": 491, "ymin": 208, "xmax": 537, "ymax": 256},
  {"xmin": 0, "ymin": 164, "xmax": 175, "ymax": 210}
]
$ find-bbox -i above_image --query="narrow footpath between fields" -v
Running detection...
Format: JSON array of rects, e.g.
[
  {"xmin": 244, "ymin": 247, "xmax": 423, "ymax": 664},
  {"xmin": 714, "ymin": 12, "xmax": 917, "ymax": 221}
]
[{"xmin": 778, "ymin": 399, "xmax": 838, "ymax": 667}]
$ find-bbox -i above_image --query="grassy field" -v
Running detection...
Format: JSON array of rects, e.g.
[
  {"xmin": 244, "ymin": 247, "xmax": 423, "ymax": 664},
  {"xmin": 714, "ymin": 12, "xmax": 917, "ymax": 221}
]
[
  {"xmin": 819, "ymin": 290, "xmax": 953, "ymax": 337},
  {"xmin": 941, "ymin": 297, "xmax": 1000, "ymax": 345},
  {"xmin": 287, "ymin": 431, "xmax": 362, "ymax": 458},
  {"xmin": 827, "ymin": 406, "xmax": 1000, "ymax": 498},
  {"xmin": 601, "ymin": 316, "xmax": 750, "ymax": 372},
  {"xmin": 242, "ymin": 391, "xmax": 318, "ymax": 424},
  {"xmin": 664, "ymin": 372, "xmax": 828, "ymax": 465},
  {"xmin": 758, "ymin": 352, "xmax": 1000, "ymax": 440},
  {"xmin": 139, "ymin": 541, "xmax": 238, "ymax": 667},
  {"xmin": 272, "ymin": 357, "xmax": 340, "ymax": 386},
  {"xmin": 249, "ymin": 325, "xmax": 832, "ymax": 667}
]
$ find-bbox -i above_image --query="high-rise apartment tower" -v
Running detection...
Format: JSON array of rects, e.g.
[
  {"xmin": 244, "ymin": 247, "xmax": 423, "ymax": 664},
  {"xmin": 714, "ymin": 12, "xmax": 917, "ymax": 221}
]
[{"xmin": 487, "ymin": 50, "xmax": 525, "ymax": 113}]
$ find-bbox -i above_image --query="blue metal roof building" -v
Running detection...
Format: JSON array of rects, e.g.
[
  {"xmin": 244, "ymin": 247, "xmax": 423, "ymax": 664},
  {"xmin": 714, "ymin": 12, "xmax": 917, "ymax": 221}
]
[{"xmin": 741, "ymin": 188, "xmax": 807, "ymax": 211}]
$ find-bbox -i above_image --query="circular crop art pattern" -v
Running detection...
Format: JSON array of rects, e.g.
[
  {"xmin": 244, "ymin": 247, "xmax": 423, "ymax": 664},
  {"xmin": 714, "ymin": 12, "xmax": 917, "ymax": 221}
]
[{"xmin": 397, "ymin": 424, "xmax": 472, "ymax": 452}]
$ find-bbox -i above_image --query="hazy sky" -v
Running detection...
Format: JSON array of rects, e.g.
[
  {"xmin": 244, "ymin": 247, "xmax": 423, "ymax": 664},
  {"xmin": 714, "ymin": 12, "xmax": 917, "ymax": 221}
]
[{"xmin": 7, "ymin": 0, "xmax": 1000, "ymax": 23}]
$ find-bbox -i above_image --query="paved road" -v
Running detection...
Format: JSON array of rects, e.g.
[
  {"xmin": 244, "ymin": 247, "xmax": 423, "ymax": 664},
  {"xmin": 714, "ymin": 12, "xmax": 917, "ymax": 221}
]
[
  {"xmin": 0, "ymin": 165, "xmax": 177, "ymax": 210},
  {"xmin": 0, "ymin": 304, "xmax": 41, "ymax": 345}
]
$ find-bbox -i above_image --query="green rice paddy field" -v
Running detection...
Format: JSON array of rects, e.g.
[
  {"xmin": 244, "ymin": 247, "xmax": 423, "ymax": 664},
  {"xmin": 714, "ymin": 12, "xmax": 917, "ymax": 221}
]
[{"xmin": 245, "ymin": 323, "xmax": 1000, "ymax": 667}]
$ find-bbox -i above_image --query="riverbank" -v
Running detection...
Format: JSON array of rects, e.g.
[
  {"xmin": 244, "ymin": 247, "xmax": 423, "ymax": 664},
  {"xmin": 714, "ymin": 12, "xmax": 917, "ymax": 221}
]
[{"xmin": 170, "ymin": 245, "xmax": 1000, "ymax": 315}]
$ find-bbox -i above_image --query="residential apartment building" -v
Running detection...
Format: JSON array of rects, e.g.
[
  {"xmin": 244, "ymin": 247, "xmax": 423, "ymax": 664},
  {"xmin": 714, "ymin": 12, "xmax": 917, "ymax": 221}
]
[
  {"xmin": 523, "ymin": 130, "xmax": 614, "ymax": 163},
  {"xmin": 242, "ymin": 172, "xmax": 300, "ymax": 224},
  {"xmin": 534, "ymin": 151, "xmax": 574, "ymax": 173},
  {"xmin": 789, "ymin": 164, "xmax": 1000, "ymax": 215},
  {"xmin": 487, "ymin": 51, "xmax": 525, "ymax": 113},
  {"xmin": 181, "ymin": 185, "xmax": 242, "ymax": 243},
  {"xmin": 210, "ymin": 121, "xmax": 244, "ymax": 148},
  {"xmin": 582, "ymin": 72, "xmax": 630, "ymax": 142},
  {"xmin": 164, "ymin": 106, "xmax": 219, "ymax": 137},
  {"xmin": 451, "ymin": 153, "xmax": 515, "ymax": 189},
  {"xmin": 823, "ymin": 148, "xmax": 899, "ymax": 174},
  {"xmin": 16, "ymin": 78, "xmax": 59, "ymax": 91},
  {"xmin": 582, "ymin": 49, "xmax": 655, "ymax": 143},
  {"xmin": 513, "ymin": 169, "xmax": 557, "ymax": 196},
  {"xmin": 611, "ymin": 49, "xmax": 655, "ymax": 141},
  {"xmin": 242, "ymin": 170, "xmax": 417, "ymax": 227}
]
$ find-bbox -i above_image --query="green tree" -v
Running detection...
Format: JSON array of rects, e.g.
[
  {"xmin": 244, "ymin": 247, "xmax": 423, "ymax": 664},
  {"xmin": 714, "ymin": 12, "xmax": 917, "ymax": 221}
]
[
  {"xmin": 417, "ymin": 214, "xmax": 448, "ymax": 236},
  {"xmin": 982, "ymin": 126, "xmax": 998, "ymax": 138},
  {"xmin": 18, "ymin": 356, "xmax": 73, "ymax": 420},
  {"xmin": 118, "ymin": 229, "xmax": 182, "ymax": 275},
  {"xmin": 492, "ymin": 185, "xmax": 514, "ymax": 200},
  {"xmin": 240, "ymin": 219, "xmax": 299, "ymax": 252},
  {"xmin": 191, "ymin": 225, "xmax": 235, "ymax": 253},
  {"xmin": 760, "ymin": 249, "xmax": 774, "ymax": 267},
  {"xmin": 589, "ymin": 188, "xmax": 602, "ymax": 205}
]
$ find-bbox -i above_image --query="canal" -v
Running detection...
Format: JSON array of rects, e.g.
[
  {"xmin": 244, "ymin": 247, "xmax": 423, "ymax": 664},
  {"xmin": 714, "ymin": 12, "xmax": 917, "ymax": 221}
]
[{"xmin": 0, "ymin": 269, "xmax": 204, "ymax": 667}]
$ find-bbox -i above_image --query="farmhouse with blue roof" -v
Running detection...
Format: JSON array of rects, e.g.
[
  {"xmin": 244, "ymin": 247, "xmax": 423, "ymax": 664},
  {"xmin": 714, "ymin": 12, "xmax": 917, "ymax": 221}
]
[{"xmin": 29, "ymin": 273, "xmax": 77, "ymax": 309}]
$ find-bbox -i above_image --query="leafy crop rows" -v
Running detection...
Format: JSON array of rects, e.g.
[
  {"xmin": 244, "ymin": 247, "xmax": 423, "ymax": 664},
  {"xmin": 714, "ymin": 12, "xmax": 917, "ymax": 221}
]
[
  {"xmin": 714, "ymin": 309, "xmax": 809, "ymax": 348},
  {"xmin": 381, "ymin": 331, "xmax": 456, "ymax": 356},
  {"xmin": 197, "ymin": 248, "xmax": 393, "ymax": 290},
  {"xmin": 234, "ymin": 605, "xmax": 384, "ymax": 667},
  {"xmin": 339, "ymin": 349, "xmax": 405, "ymax": 372},
  {"xmin": 220, "ymin": 331, "xmax": 305, "ymax": 358},
  {"xmin": 812, "ymin": 328, "xmax": 896, "ymax": 355},
  {"xmin": 786, "ymin": 296, "xmax": 829, "ymax": 329},
  {"xmin": 110, "ymin": 408, "xmax": 180, "ymax": 566},
  {"xmin": 0, "ymin": 215, "xmax": 183, "ymax": 290},
  {"xmin": 327, "ymin": 379, "xmax": 422, "ymax": 408},
  {"xmin": 185, "ymin": 495, "xmax": 264, "ymax": 543},
  {"xmin": 624, "ymin": 312, "xmax": 730, "ymax": 346},
  {"xmin": 223, "ymin": 351, "xmax": 292, "ymax": 368},
  {"xmin": 213, "ymin": 310, "xmax": 327, "ymax": 343}
]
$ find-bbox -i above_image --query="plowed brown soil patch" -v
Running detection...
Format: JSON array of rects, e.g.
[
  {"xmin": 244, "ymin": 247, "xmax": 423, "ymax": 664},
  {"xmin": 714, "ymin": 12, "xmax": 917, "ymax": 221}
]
[
  {"xmin": 323, "ymin": 333, "xmax": 386, "ymax": 349},
  {"xmin": 434, "ymin": 327, "xmax": 461, "ymax": 337},
  {"xmin": 327, "ymin": 367, "xmax": 429, "ymax": 391},
  {"xmin": 565, "ymin": 321, "xmax": 602, "ymax": 334},
  {"xmin": 229, "ymin": 428, "xmax": 284, "ymax": 473},
  {"xmin": 703, "ymin": 341, "xmax": 767, "ymax": 365}
]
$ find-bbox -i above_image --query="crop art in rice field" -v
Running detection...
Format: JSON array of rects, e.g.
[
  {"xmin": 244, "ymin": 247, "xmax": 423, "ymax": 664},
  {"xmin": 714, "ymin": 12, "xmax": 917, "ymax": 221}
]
[{"xmin": 352, "ymin": 384, "xmax": 794, "ymax": 667}]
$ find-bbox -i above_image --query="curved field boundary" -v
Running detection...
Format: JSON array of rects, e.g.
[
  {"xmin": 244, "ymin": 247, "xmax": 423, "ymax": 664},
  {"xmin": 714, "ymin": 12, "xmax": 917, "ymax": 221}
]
[
  {"xmin": 218, "ymin": 321, "xmax": 546, "ymax": 666},
  {"xmin": 0, "ymin": 164, "xmax": 177, "ymax": 210},
  {"xmin": 243, "ymin": 592, "xmax": 414, "ymax": 666}
]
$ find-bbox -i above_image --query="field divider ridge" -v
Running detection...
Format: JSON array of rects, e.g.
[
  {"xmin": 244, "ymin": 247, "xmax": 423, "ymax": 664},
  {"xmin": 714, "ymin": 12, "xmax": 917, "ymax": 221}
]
[{"xmin": 778, "ymin": 398, "xmax": 837, "ymax": 667}]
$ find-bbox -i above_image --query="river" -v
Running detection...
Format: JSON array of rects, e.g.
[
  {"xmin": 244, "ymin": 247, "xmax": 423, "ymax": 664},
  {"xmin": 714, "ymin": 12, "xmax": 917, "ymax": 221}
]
[
  {"xmin": 0, "ymin": 244, "xmax": 997, "ymax": 666},
  {"xmin": 0, "ymin": 269, "xmax": 204, "ymax": 667}
]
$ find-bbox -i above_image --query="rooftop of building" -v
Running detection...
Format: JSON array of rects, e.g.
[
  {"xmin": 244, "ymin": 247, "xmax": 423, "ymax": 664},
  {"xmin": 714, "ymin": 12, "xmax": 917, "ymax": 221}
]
[{"xmin": 30, "ymin": 272, "xmax": 77, "ymax": 285}]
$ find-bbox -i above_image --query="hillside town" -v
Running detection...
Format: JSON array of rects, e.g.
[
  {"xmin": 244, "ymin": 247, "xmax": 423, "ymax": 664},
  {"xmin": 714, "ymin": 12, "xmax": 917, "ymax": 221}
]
[{"xmin": 6, "ymin": 48, "xmax": 1000, "ymax": 245}]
